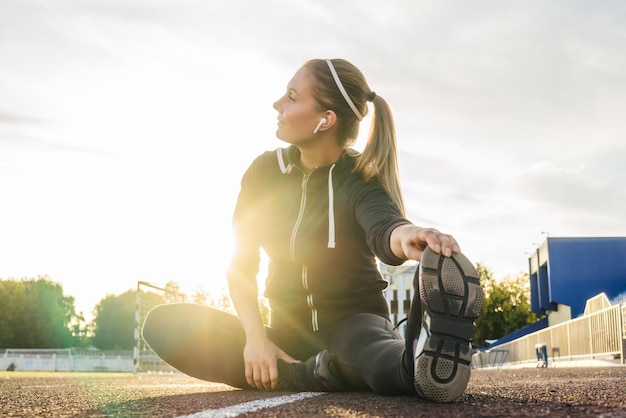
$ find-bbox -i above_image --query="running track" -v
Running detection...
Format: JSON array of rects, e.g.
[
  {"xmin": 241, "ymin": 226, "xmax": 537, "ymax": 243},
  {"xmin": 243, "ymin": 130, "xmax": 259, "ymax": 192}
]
[{"xmin": 1, "ymin": 367, "xmax": 625, "ymax": 417}]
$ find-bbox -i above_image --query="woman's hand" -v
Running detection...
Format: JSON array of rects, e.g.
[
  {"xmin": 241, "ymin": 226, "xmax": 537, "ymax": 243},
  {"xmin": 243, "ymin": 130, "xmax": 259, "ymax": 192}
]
[
  {"xmin": 243, "ymin": 333, "xmax": 299, "ymax": 390},
  {"xmin": 391, "ymin": 224, "xmax": 461, "ymax": 261}
]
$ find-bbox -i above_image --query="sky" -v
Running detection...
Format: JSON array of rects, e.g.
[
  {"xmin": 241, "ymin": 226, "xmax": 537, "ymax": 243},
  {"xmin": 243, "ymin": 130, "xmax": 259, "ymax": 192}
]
[{"xmin": 1, "ymin": 0, "xmax": 625, "ymax": 320}]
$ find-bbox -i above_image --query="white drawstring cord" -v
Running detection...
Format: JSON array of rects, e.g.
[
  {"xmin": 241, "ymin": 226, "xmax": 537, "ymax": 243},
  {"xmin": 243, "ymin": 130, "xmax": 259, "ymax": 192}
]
[{"xmin": 327, "ymin": 164, "xmax": 336, "ymax": 249}]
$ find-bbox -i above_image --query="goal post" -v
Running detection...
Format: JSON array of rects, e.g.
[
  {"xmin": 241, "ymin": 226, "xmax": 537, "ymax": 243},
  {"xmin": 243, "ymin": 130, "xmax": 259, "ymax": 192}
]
[{"xmin": 133, "ymin": 281, "xmax": 184, "ymax": 374}]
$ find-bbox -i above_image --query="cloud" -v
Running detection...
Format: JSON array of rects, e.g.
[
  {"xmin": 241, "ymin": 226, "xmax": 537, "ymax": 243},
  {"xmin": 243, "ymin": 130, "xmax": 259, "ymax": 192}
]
[
  {"xmin": 360, "ymin": 2, "xmax": 626, "ymax": 156},
  {"xmin": 507, "ymin": 152, "xmax": 626, "ymax": 227}
]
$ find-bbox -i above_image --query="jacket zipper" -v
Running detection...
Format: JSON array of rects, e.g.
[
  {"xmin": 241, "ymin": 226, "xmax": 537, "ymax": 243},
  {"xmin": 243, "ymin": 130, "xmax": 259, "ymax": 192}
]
[
  {"xmin": 290, "ymin": 169, "xmax": 319, "ymax": 331},
  {"xmin": 290, "ymin": 170, "xmax": 313, "ymax": 260}
]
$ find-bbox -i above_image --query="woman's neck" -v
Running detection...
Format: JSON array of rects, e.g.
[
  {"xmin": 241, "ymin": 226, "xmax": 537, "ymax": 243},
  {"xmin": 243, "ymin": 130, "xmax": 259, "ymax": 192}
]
[{"xmin": 298, "ymin": 142, "xmax": 344, "ymax": 171}]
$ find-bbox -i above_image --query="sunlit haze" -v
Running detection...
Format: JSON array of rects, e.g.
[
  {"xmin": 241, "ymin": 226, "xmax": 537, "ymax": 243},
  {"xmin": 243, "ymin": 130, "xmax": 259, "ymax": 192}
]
[{"xmin": 1, "ymin": 1, "xmax": 625, "ymax": 320}]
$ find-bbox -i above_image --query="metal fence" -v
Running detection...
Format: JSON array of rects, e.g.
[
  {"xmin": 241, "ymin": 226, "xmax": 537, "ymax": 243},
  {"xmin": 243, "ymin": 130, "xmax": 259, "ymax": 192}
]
[
  {"xmin": 0, "ymin": 348, "xmax": 176, "ymax": 373},
  {"xmin": 473, "ymin": 303, "xmax": 626, "ymax": 368}
]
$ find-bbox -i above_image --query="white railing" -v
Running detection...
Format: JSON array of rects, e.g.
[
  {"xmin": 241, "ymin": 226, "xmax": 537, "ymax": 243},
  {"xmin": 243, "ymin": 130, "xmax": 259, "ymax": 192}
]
[
  {"xmin": 473, "ymin": 303, "xmax": 625, "ymax": 368},
  {"xmin": 0, "ymin": 348, "xmax": 175, "ymax": 373}
]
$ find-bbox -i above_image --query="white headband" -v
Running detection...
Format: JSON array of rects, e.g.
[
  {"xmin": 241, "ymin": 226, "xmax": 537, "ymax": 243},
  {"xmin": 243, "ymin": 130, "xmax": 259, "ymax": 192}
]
[{"xmin": 325, "ymin": 59, "xmax": 363, "ymax": 121}]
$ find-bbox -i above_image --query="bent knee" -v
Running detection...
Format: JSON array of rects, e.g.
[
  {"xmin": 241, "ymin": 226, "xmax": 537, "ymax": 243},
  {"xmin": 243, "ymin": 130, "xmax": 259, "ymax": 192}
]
[{"xmin": 141, "ymin": 304, "xmax": 168, "ymax": 344}]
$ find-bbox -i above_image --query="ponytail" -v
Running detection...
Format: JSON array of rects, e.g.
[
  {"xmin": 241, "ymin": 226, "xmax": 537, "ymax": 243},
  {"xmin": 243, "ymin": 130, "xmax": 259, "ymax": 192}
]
[
  {"xmin": 303, "ymin": 58, "xmax": 406, "ymax": 216},
  {"xmin": 354, "ymin": 95, "xmax": 406, "ymax": 216}
]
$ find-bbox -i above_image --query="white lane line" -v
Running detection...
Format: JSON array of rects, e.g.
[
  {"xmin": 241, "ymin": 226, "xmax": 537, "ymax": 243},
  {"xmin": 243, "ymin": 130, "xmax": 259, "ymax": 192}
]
[{"xmin": 178, "ymin": 392, "xmax": 324, "ymax": 418}]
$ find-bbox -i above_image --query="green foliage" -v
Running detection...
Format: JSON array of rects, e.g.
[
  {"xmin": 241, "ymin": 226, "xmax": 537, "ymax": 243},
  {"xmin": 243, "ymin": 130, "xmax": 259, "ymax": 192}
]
[
  {"xmin": 90, "ymin": 290, "xmax": 165, "ymax": 350},
  {"xmin": 162, "ymin": 281, "xmax": 185, "ymax": 303},
  {"xmin": 191, "ymin": 284, "xmax": 210, "ymax": 305},
  {"xmin": 0, "ymin": 276, "xmax": 78, "ymax": 348},
  {"xmin": 473, "ymin": 264, "xmax": 540, "ymax": 347},
  {"xmin": 69, "ymin": 311, "xmax": 91, "ymax": 347},
  {"xmin": 205, "ymin": 290, "xmax": 235, "ymax": 315},
  {"xmin": 191, "ymin": 284, "xmax": 269, "ymax": 324}
]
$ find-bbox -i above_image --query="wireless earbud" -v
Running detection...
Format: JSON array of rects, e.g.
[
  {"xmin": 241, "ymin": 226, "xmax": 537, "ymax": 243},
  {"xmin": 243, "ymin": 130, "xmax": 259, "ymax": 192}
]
[{"xmin": 313, "ymin": 117, "xmax": 328, "ymax": 134}]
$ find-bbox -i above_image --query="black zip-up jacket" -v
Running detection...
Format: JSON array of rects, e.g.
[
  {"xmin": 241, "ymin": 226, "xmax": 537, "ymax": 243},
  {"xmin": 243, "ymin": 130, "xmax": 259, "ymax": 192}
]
[{"xmin": 227, "ymin": 145, "xmax": 411, "ymax": 333}]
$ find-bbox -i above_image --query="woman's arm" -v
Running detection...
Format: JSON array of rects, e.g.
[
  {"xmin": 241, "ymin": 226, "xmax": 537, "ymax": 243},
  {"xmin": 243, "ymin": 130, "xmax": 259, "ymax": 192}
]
[
  {"xmin": 227, "ymin": 156, "xmax": 299, "ymax": 391},
  {"xmin": 228, "ymin": 270, "xmax": 277, "ymax": 388},
  {"xmin": 354, "ymin": 181, "xmax": 460, "ymax": 263}
]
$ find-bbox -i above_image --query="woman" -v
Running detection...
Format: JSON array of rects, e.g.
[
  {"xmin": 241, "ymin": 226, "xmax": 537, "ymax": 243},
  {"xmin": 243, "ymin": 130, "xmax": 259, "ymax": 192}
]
[{"xmin": 142, "ymin": 58, "xmax": 483, "ymax": 402}]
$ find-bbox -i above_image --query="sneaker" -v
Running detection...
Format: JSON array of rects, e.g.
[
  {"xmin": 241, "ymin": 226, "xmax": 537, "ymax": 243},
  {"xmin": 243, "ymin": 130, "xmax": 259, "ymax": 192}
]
[
  {"xmin": 410, "ymin": 247, "xmax": 483, "ymax": 402},
  {"xmin": 312, "ymin": 350, "xmax": 345, "ymax": 391},
  {"xmin": 277, "ymin": 350, "xmax": 345, "ymax": 392}
]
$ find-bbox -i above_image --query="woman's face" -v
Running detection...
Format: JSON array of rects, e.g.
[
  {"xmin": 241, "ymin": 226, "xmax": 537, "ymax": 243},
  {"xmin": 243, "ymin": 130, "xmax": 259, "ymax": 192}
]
[{"xmin": 273, "ymin": 67, "xmax": 324, "ymax": 144}]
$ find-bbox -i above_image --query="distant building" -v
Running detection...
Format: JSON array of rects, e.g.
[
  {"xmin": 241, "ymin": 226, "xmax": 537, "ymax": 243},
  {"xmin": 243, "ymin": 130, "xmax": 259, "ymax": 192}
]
[
  {"xmin": 491, "ymin": 236, "xmax": 626, "ymax": 347},
  {"xmin": 379, "ymin": 262, "xmax": 417, "ymax": 337},
  {"xmin": 529, "ymin": 236, "xmax": 626, "ymax": 321}
]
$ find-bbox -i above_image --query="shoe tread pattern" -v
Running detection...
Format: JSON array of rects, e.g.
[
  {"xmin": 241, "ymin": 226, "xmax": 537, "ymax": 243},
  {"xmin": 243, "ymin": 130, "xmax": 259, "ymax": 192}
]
[{"xmin": 414, "ymin": 248, "xmax": 483, "ymax": 402}]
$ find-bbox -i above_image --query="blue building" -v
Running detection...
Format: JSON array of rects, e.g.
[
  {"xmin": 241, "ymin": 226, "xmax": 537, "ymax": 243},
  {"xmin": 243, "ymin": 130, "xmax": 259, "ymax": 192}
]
[
  {"xmin": 490, "ymin": 236, "xmax": 626, "ymax": 347},
  {"xmin": 529, "ymin": 236, "xmax": 626, "ymax": 319}
]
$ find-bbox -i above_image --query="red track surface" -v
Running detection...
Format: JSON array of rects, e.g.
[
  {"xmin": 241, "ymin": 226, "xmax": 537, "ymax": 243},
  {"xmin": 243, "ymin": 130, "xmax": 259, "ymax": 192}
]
[{"xmin": 1, "ymin": 367, "xmax": 625, "ymax": 417}]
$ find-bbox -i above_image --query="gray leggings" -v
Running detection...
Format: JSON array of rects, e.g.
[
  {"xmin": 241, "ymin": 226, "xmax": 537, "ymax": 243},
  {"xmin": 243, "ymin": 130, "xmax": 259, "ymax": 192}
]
[{"xmin": 141, "ymin": 303, "xmax": 415, "ymax": 395}]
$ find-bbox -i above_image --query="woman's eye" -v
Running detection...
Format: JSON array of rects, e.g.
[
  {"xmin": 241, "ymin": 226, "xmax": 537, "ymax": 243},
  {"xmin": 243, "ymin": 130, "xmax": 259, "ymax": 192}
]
[{"xmin": 288, "ymin": 93, "xmax": 296, "ymax": 101}]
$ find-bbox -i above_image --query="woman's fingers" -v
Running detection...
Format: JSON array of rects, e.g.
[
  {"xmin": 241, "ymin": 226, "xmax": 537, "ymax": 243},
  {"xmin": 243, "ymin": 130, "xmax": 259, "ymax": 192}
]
[{"xmin": 246, "ymin": 362, "xmax": 278, "ymax": 390}]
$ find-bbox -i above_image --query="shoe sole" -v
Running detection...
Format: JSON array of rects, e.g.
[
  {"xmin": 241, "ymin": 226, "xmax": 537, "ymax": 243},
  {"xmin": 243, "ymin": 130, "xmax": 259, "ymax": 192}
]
[{"xmin": 414, "ymin": 247, "xmax": 483, "ymax": 402}]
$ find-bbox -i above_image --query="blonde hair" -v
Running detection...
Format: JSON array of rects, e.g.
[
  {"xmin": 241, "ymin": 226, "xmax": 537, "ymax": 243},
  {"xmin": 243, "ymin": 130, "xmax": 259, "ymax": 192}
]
[{"xmin": 303, "ymin": 58, "xmax": 406, "ymax": 215}]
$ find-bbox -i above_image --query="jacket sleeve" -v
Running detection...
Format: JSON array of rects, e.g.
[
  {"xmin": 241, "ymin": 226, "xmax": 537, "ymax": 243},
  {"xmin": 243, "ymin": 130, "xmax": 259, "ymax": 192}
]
[
  {"xmin": 353, "ymin": 179, "xmax": 412, "ymax": 266},
  {"xmin": 226, "ymin": 158, "xmax": 262, "ymax": 289}
]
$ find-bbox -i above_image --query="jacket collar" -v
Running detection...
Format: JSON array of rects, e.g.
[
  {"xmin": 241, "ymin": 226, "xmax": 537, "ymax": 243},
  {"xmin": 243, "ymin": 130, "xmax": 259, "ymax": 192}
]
[
  {"xmin": 277, "ymin": 145, "xmax": 357, "ymax": 174},
  {"xmin": 276, "ymin": 145, "xmax": 358, "ymax": 250}
]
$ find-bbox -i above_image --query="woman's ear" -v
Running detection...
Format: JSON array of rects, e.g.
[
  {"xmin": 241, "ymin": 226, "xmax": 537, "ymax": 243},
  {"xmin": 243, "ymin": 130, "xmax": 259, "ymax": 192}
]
[{"xmin": 317, "ymin": 110, "xmax": 337, "ymax": 133}]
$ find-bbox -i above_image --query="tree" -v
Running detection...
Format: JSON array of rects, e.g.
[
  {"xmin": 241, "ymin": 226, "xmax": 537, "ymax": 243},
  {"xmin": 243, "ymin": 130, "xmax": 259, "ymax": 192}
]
[
  {"xmin": 191, "ymin": 284, "xmax": 209, "ymax": 305},
  {"xmin": 163, "ymin": 281, "xmax": 186, "ymax": 303},
  {"xmin": 90, "ymin": 290, "xmax": 164, "ymax": 350},
  {"xmin": 191, "ymin": 284, "xmax": 269, "ymax": 324},
  {"xmin": 0, "ymin": 276, "xmax": 78, "ymax": 348},
  {"xmin": 69, "ymin": 311, "xmax": 91, "ymax": 347},
  {"xmin": 473, "ymin": 264, "xmax": 540, "ymax": 347}
]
